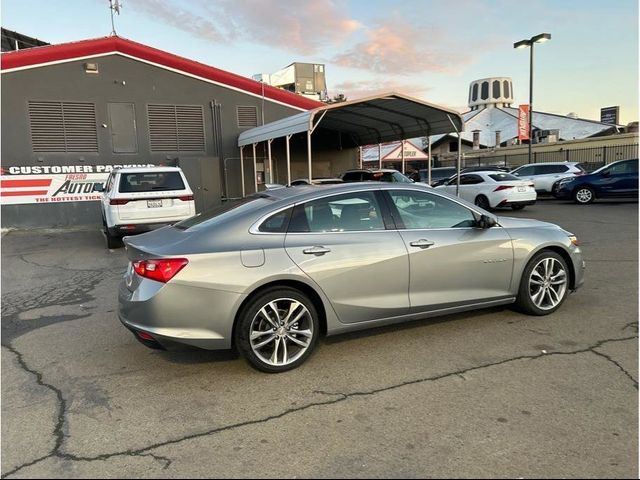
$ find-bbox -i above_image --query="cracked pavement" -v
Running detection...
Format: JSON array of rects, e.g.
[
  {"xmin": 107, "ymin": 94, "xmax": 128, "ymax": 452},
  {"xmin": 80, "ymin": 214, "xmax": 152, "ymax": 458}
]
[{"xmin": 1, "ymin": 201, "xmax": 638, "ymax": 478}]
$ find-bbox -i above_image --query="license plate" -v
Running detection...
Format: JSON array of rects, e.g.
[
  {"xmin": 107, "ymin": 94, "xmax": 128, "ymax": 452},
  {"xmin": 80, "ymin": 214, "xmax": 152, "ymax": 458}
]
[
  {"xmin": 518, "ymin": 186, "xmax": 526, "ymax": 192},
  {"xmin": 147, "ymin": 199, "xmax": 163, "ymax": 208}
]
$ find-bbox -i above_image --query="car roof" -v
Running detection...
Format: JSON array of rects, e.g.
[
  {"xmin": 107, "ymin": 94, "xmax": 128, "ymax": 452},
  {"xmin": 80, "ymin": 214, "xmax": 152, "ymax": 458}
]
[
  {"xmin": 261, "ymin": 181, "xmax": 426, "ymax": 203},
  {"xmin": 114, "ymin": 166, "xmax": 183, "ymax": 173},
  {"xmin": 513, "ymin": 162, "xmax": 579, "ymax": 167}
]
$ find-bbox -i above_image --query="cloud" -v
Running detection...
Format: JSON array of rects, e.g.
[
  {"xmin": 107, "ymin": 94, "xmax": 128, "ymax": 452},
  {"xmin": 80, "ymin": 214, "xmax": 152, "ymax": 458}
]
[
  {"xmin": 130, "ymin": 0, "xmax": 361, "ymax": 55},
  {"xmin": 332, "ymin": 79, "xmax": 430, "ymax": 100},
  {"xmin": 332, "ymin": 21, "xmax": 471, "ymax": 75}
]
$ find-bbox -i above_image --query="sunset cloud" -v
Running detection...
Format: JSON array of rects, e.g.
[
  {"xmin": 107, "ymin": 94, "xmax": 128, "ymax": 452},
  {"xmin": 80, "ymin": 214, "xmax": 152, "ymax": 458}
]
[
  {"xmin": 332, "ymin": 21, "xmax": 471, "ymax": 75},
  {"xmin": 131, "ymin": 0, "xmax": 361, "ymax": 55},
  {"xmin": 332, "ymin": 79, "xmax": 430, "ymax": 100}
]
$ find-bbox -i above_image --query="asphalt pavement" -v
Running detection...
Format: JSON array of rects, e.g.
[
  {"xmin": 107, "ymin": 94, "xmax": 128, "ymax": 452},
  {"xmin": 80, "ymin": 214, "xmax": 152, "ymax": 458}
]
[{"xmin": 2, "ymin": 199, "xmax": 638, "ymax": 478}]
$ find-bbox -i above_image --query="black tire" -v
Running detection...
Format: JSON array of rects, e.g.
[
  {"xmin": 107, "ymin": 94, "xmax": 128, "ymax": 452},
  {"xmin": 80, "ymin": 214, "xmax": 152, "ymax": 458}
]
[
  {"xmin": 514, "ymin": 250, "xmax": 570, "ymax": 316},
  {"xmin": 235, "ymin": 287, "xmax": 320, "ymax": 373},
  {"xmin": 474, "ymin": 195, "xmax": 491, "ymax": 211},
  {"xmin": 511, "ymin": 204, "xmax": 526, "ymax": 211},
  {"xmin": 573, "ymin": 186, "xmax": 595, "ymax": 205},
  {"xmin": 103, "ymin": 219, "xmax": 122, "ymax": 249}
]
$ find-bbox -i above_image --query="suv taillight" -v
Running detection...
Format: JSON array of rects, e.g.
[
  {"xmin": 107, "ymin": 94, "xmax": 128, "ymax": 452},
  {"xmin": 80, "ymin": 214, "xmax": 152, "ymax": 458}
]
[
  {"xmin": 110, "ymin": 198, "xmax": 130, "ymax": 205},
  {"xmin": 133, "ymin": 258, "xmax": 188, "ymax": 283},
  {"xmin": 178, "ymin": 195, "xmax": 194, "ymax": 201}
]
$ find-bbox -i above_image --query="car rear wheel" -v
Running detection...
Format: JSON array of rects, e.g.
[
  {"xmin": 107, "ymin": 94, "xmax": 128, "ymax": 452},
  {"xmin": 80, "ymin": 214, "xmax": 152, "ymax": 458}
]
[
  {"xmin": 574, "ymin": 186, "xmax": 595, "ymax": 204},
  {"xmin": 515, "ymin": 250, "xmax": 569, "ymax": 316},
  {"xmin": 474, "ymin": 195, "xmax": 491, "ymax": 211},
  {"xmin": 103, "ymin": 218, "xmax": 122, "ymax": 249},
  {"xmin": 235, "ymin": 288, "xmax": 319, "ymax": 373}
]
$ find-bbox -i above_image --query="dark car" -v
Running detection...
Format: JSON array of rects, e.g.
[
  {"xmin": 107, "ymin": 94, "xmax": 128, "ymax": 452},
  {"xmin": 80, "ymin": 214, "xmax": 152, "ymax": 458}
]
[
  {"xmin": 552, "ymin": 158, "xmax": 638, "ymax": 204},
  {"xmin": 428, "ymin": 166, "xmax": 512, "ymax": 187},
  {"xmin": 419, "ymin": 167, "xmax": 456, "ymax": 186}
]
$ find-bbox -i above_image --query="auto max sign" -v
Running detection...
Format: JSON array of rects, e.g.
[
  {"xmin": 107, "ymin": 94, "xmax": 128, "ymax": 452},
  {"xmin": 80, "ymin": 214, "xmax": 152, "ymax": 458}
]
[{"xmin": 0, "ymin": 164, "xmax": 154, "ymax": 205}]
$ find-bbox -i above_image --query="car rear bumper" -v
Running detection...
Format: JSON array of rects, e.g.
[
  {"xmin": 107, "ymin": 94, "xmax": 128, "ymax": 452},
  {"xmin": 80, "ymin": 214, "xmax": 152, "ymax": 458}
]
[
  {"xmin": 118, "ymin": 275, "xmax": 245, "ymax": 350},
  {"xmin": 497, "ymin": 199, "xmax": 536, "ymax": 207},
  {"xmin": 109, "ymin": 222, "xmax": 175, "ymax": 236}
]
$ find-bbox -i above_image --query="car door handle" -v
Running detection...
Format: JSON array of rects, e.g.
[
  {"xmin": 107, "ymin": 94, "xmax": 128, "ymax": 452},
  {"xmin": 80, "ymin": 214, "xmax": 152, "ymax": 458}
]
[
  {"xmin": 303, "ymin": 246, "xmax": 331, "ymax": 255},
  {"xmin": 409, "ymin": 239, "xmax": 435, "ymax": 249}
]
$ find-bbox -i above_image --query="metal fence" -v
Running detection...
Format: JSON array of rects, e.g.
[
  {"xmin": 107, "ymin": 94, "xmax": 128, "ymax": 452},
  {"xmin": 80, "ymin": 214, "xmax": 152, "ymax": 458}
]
[{"xmin": 436, "ymin": 143, "xmax": 638, "ymax": 172}]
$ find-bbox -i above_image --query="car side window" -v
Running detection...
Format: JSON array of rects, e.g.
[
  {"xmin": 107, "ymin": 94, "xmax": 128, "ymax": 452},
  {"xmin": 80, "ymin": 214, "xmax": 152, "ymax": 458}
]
[
  {"xmin": 514, "ymin": 166, "xmax": 534, "ymax": 176},
  {"xmin": 388, "ymin": 190, "xmax": 476, "ymax": 229},
  {"xmin": 460, "ymin": 174, "xmax": 484, "ymax": 185},
  {"xmin": 105, "ymin": 174, "xmax": 114, "ymax": 193},
  {"xmin": 259, "ymin": 208, "xmax": 293, "ymax": 233},
  {"xmin": 288, "ymin": 192, "xmax": 385, "ymax": 233},
  {"xmin": 607, "ymin": 161, "xmax": 635, "ymax": 175}
]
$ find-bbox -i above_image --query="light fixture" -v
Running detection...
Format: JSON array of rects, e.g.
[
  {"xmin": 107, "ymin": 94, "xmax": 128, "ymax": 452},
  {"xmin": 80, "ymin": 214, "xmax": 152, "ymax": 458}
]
[
  {"xmin": 532, "ymin": 33, "xmax": 552, "ymax": 43},
  {"xmin": 84, "ymin": 62, "xmax": 99, "ymax": 74}
]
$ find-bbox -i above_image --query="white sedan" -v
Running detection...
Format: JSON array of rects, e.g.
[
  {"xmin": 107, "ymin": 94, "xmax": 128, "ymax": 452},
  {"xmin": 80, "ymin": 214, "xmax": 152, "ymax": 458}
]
[{"xmin": 435, "ymin": 171, "xmax": 537, "ymax": 210}]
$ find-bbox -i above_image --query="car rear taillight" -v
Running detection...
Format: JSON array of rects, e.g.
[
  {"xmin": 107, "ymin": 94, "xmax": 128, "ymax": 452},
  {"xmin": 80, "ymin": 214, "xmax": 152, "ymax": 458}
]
[
  {"xmin": 494, "ymin": 185, "xmax": 514, "ymax": 192},
  {"xmin": 110, "ymin": 198, "xmax": 130, "ymax": 205},
  {"xmin": 178, "ymin": 195, "xmax": 194, "ymax": 201},
  {"xmin": 133, "ymin": 258, "xmax": 188, "ymax": 283}
]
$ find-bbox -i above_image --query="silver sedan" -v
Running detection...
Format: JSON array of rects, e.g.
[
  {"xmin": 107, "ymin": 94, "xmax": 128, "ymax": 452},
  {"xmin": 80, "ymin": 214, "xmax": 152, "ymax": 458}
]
[{"xmin": 119, "ymin": 183, "xmax": 585, "ymax": 373}]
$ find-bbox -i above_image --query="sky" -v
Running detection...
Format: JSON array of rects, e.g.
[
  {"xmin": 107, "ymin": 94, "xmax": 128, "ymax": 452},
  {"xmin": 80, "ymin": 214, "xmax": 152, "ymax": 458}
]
[{"xmin": 2, "ymin": 0, "xmax": 638, "ymax": 124}]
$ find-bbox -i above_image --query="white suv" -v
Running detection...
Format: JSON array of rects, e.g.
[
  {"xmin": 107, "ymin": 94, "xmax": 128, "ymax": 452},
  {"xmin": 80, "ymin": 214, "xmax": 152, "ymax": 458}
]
[
  {"xmin": 98, "ymin": 167, "xmax": 196, "ymax": 248},
  {"xmin": 510, "ymin": 162, "xmax": 585, "ymax": 193}
]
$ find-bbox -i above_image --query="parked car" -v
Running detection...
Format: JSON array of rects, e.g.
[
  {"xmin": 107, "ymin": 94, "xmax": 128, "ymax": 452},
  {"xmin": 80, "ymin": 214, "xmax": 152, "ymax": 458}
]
[
  {"xmin": 419, "ymin": 167, "xmax": 457, "ymax": 186},
  {"xmin": 97, "ymin": 166, "xmax": 196, "ymax": 249},
  {"xmin": 427, "ymin": 166, "xmax": 511, "ymax": 187},
  {"xmin": 290, "ymin": 178, "xmax": 343, "ymax": 186},
  {"xmin": 120, "ymin": 183, "xmax": 584, "ymax": 373},
  {"xmin": 341, "ymin": 168, "xmax": 417, "ymax": 184},
  {"xmin": 552, "ymin": 158, "xmax": 639, "ymax": 204},
  {"xmin": 435, "ymin": 171, "xmax": 536, "ymax": 210},
  {"xmin": 510, "ymin": 162, "xmax": 586, "ymax": 193}
]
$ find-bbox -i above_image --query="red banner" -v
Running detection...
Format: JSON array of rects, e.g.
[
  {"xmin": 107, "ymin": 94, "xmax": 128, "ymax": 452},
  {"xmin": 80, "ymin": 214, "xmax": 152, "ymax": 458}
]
[{"xmin": 518, "ymin": 104, "xmax": 530, "ymax": 141}]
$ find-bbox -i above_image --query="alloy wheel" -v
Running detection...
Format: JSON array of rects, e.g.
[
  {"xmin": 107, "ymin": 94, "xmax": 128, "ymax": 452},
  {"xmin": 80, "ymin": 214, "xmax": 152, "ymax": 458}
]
[
  {"xmin": 575, "ymin": 188, "xmax": 593, "ymax": 204},
  {"xmin": 528, "ymin": 258, "xmax": 568, "ymax": 310},
  {"xmin": 249, "ymin": 298, "xmax": 314, "ymax": 367}
]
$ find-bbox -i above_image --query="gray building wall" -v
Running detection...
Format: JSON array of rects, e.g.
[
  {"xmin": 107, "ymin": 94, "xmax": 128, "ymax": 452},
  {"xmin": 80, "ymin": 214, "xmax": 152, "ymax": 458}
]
[{"xmin": 1, "ymin": 54, "xmax": 303, "ymax": 227}]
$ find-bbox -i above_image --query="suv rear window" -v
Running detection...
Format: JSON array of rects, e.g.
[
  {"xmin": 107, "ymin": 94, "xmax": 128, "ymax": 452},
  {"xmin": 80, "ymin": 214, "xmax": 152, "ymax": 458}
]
[{"xmin": 119, "ymin": 172, "xmax": 185, "ymax": 193}]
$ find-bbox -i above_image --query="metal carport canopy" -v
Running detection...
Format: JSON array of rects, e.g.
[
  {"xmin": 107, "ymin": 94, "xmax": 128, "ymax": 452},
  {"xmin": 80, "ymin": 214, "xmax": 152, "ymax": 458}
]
[{"xmin": 238, "ymin": 92, "xmax": 464, "ymax": 147}]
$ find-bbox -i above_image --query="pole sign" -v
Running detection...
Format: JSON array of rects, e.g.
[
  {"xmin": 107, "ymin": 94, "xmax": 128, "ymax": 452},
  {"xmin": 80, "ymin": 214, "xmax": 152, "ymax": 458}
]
[
  {"xmin": 518, "ymin": 105, "xmax": 530, "ymax": 141},
  {"xmin": 600, "ymin": 106, "xmax": 619, "ymax": 125},
  {"xmin": 0, "ymin": 164, "xmax": 154, "ymax": 205}
]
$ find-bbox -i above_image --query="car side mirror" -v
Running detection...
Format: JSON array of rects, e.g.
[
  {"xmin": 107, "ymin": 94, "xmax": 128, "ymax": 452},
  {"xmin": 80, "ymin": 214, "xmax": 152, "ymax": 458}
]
[
  {"xmin": 474, "ymin": 213, "xmax": 497, "ymax": 229},
  {"xmin": 513, "ymin": 172, "xmax": 520, "ymax": 176},
  {"xmin": 93, "ymin": 184, "xmax": 105, "ymax": 192},
  {"xmin": 601, "ymin": 170, "xmax": 610, "ymax": 177}
]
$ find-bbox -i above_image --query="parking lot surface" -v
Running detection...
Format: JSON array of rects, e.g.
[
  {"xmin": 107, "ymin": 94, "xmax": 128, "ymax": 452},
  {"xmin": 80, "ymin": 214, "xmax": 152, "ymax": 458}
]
[{"xmin": 2, "ymin": 199, "xmax": 638, "ymax": 478}]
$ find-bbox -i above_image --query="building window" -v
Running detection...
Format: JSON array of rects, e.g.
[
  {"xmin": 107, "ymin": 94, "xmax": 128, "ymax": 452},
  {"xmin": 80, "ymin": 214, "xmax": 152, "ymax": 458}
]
[
  {"xmin": 503, "ymin": 80, "xmax": 510, "ymax": 99},
  {"xmin": 449, "ymin": 141, "xmax": 459, "ymax": 152},
  {"xmin": 481, "ymin": 82, "xmax": 489, "ymax": 100},
  {"xmin": 472, "ymin": 83, "xmax": 479, "ymax": 102},
  {"xmin": 237, "ymin": 106, "xmax": 258, "ymax": 128},
  {"xmin": 28, "ymin": 101, "xmax": 98, "ymax": 153},
  {"xmin": 147, "ymin": 104, "xmax": 205, "ymax": 152},
  {"xmin": 493, "ymin": 80, "xmax": 501, "ymax": 99}
]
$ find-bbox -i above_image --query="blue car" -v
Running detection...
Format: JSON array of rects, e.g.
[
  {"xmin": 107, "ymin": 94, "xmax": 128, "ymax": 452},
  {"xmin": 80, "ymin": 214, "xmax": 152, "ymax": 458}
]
[{"xmin": 553, "ymin": 159, "xmax": 638, "ymax": 204}]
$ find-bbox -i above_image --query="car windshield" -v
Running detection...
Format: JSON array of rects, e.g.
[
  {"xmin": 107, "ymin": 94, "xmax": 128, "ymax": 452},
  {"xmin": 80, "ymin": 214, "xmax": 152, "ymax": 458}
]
[
  {"xmin": 119, "ymin": 172, "xmax": 185, "ymax": 192},
  {"xmin": 489, "ymin": 173, "xmax": 520, "ymax": 182}
]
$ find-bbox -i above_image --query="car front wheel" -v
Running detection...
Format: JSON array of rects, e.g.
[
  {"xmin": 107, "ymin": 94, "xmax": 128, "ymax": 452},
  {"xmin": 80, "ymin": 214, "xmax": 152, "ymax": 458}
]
[
  {"xmin": 574, "ymin": 186, "xmax": 595, "ymax": 204},
  {"xmin": 235, "ymin": 288, "xmax": 319, "ymax": 373},
  {"xmin": 515, "ymin": 251, "xmax": 570, "ymax": 316}
]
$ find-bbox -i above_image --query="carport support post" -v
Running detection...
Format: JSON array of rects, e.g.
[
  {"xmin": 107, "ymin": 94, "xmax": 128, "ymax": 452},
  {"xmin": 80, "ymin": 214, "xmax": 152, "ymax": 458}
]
[
  {"xmin": 359, "ymin": 146, "xmax": 363, "ymax": 168},
  {"xmin": 285, "ymin": 134, "xmax": 292, "ymax": 185},
  {"xmin": 456, "ymin": 133, "xmax": 462, "ymax": 196},
  {"xmin": 252, "ymin": 143, "xmax": 258, "ymax": 193},
  {"xmin": 307, "ymin": 130, "xmax": 313, "ymax": 183},
  {"xmin": 239, "ymin": 146, "xmax": 245, "ymax": 197},
  {"xmin": 401, "ymin": 140, "xmax": 406, "ymax": 174},
  {"xmin": 378, "ymin": 144, "xmax": 382, "ymax": 169},
  {"xmin": 267, "ymin": 139, "xmax": 273, "ymax": 184},
  {"xmin": 427, "ymin": 138, "xmax": 432, "ymax": 185}
]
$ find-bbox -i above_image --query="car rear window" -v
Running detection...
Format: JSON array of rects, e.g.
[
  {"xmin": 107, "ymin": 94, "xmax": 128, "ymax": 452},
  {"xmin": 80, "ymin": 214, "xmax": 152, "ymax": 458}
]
[
  {"xmin": 489, "ymin": 173, "xmax": 519, "ymax": 182},
  {"xmin": 119, "ymin": 172, "xmax": 185, "ymax": 193},
  {"xmin": 174, "ymin": 195, "xmax": 274, "ymax": 230}
]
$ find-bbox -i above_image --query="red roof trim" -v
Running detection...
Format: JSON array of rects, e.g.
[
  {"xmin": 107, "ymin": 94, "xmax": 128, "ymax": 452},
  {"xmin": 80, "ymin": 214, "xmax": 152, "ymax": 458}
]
[{"xmin": 1, "ymin": 36, "xmax": 324, "ymax": 111}]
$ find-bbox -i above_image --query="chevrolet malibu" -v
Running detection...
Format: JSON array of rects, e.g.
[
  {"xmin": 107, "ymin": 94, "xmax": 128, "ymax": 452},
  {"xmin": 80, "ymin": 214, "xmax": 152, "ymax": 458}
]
[{"xmin": 120, "ymin": 183, "xmax": 585, "ymax": 373}]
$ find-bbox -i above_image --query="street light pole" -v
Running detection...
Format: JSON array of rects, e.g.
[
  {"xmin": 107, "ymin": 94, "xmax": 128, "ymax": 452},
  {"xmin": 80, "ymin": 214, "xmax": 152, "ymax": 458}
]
[{"xmin": 514, "ymin": 33, "xmax": 551, "ymax": 165}]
